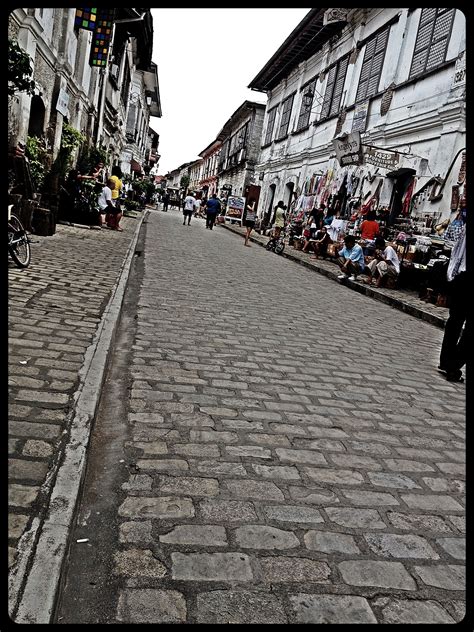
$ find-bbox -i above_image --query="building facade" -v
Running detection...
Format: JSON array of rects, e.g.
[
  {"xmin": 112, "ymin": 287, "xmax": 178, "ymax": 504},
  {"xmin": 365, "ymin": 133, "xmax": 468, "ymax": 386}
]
[
  {"xmin": 198, "ymin": 140, "xmax": 222, "ymax": 199},
  {"xmin": 216, "ymin": 101, "xmax": 265, "ymax": 202},
  {"xmin": 249, "ymin": 8, "xmax": 465, "ymax": 232}
]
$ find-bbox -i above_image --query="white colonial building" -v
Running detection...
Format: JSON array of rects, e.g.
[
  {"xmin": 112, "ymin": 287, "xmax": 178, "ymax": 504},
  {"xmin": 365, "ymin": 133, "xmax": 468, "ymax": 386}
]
[{"xmin": 249, "ymin": 8, "xmax": 465, "ymax": 232}]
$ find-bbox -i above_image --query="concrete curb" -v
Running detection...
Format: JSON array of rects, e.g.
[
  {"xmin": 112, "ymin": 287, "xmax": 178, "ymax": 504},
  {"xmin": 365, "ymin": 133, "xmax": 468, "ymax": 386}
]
[
  {"xmin": 221, "ymin": 222, "xmax": 448, "ymax": 329},
  {"xmin": 10, "ymin": 211, "xmax": 148, "ymax": 624}
]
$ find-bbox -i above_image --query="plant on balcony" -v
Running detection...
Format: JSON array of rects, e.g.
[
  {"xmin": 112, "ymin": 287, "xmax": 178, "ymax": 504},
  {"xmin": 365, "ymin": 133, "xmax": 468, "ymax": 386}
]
[{"xmin": 8, "ymin": 38, "xmax": 35, "ymax": 97}]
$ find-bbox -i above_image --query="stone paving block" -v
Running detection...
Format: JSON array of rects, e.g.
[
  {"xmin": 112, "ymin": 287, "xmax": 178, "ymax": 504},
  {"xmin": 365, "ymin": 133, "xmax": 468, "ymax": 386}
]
[
  {"xmin": 8, "ymin": 484, "xmax": 40, "ymax": 509},
  {"xmin": 374, "ymin": 598, "xmax": 455, "ymax": 623},
  {"xmin": 384, "ymin": 459, "xmax": 436, "ymax": 472},
  {"xmin": 192, "ymin": 460, "xmax": 247, "ymax": 477},
  {"xmin": 226, "ymin": 445, "xmax": 272, "ymax": 459},
  {"xmin": 304, "ymin": 530, "xmax": 360, "ymax": 554},
  {"xmin": 341, "ymin": 490, "xmax": 399, "ymax": 506},
  {"xmin": 365, "ymin": 533, "xmax": 439, "ymax": 559},
  {"xmin": 9, "ymin": 458, "xmax": 49, "ymax": 482},
  {"xmin": 289, "ymin": 486, "xmax": 340, "ymax": 505},
  {"xmin": 119, "ymin": 521, "xmax": 152, "ymax": 544},
  {"xmin": 171, "ymin": 552, "xmax": 253, "ymax": 581},
  {"xmin": 290, "ymin": 594, "xmax": 377, "ymax": 623},
  {"xmin": 234, "ymin": 525, "xmax": 300, "ymax": 550},
  {"xmin": 305, "ymin": 467, "xmax": 364, "ymax": 486},
  {"xmin": 22, "ymin": 440, "xmax": 54, "ymax": 458},
  {"xmin": 263, "ymin": 504, "xmax": 324, "ymax": 524},
  {"xmin": 136, "ymin": 458, "xmax": 189, "ymax": 473},
  {"xmin": 367, "ymin": 472, "xmax": 421, "ymax": 490},
  {"xmin": 401, "ymin": 494, "xmax": 464, "ymax": 512},
  {"xmin": 338, "ymin": 560, "xmax": 416, "ymax": 590},
  {"xmin": 223, "ymin": 479, "xmax": 284, "ymax": 501},
  {"xmin": 275, "ymin": 448, "xmax": 327, "ymax": 466},
  {"xmin": 436, "ymin": 462, "xmax": 465, "ymax": 475},
  {"xmin": 190, "ymin": 430, "xmax": 238, "ymax": 444},
  {"xmin": 172, "ymin": 443, "xmax": 220, "ymax": 458},
  {"xmin": 117, "ymin": 589, "xmax": 186, "ymax": 623},
  {"xmin": 325, "ymin": 507, "xmax": 386, "ymax": 530},
  {"xmin": 221, "ymin": 420, "xmax": 264, "ymax": 431},
  {"xmin": 386, "ymin": 511, "xmax": 454, "ymax": 534},
  {"xmin": 258, "ymin": 556, "xmax": 331, "ymax": 583},
  {"xmin": 422, "ymin": 477, "xmax": 465, "ymax": 494},
  {"xmin": 118, "ymin": 496, "xmax": 194, "ymax": 520},
  {"xmin": 247, "ymin": 433, "xmax": 291, "ymax": 447},
  {"xmin": 447, "ymin": 516, "xmax": 465, "ymax": 533},
  {"xmin": 196, "ymin": 590, "xmax": 287, "ymax": 624},
  {"xmin": 436, "ymin": 537, "xmax": 465, "ymax": 560},
  {"xmin": 198, "ymin": 500, "xmax": 258, "ymax": 522},
  {"xmin": 159, "ymin": 525, "xmax": 227, "ymax": 547},
  {"xmin": 251, "ymin": 464, "xmax": 300, "ymax": 481},
  {"xmin": 9, "ymin": 513, "xmax": 30, "ymax": 539},
  {"xmin": 414, "ymin": 564, "xmax": 465, "ymax": 591},
  {"xmin": 157, "ymin": 476, "xmax": 219, "ymax": 497},
  {"xmin": 170, "ymin": 412, "xmax": 215, "ymax": 428}
]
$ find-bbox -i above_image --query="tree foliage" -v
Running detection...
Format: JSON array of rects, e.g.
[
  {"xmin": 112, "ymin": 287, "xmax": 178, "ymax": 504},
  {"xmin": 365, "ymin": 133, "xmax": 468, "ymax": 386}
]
[{"xmin": 8, "ymin": 39, "xmax": 35, "ymax": 97}]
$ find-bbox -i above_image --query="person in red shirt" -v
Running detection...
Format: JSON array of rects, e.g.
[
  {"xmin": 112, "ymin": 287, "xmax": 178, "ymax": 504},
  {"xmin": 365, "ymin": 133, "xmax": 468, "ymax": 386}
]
[{"xmin": 360, "ymin": 210, "xmax": 380, "ymax": 240}]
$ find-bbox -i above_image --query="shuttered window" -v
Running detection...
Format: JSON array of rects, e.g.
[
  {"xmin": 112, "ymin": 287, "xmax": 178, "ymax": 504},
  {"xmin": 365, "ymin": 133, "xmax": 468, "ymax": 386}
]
[
  {"xmin": 296, "ymin": 77, "xmax": 317, "ymax": 131},
  {"xmin": 355, "ymin": 26, "xmax": 390, "ymax": 103},
  {"xmin": 409, "ymin": 8, "xmax": 455, "ymax": 78},
  {"xmin": 264, "ymin": 107, "xmax": 277, "ymax": 145},
  {"xmin": 320, "ymin": 57, "xmax": 349, "ymax": 119},
  {"xmin": 276, "ymin": 94, "xmax": 295, "ymax": 140}
]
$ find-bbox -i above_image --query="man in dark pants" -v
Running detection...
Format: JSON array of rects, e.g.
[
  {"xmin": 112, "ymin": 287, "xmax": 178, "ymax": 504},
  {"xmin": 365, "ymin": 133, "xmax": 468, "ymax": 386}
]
[
  {"xmin": 205, "ymin": 193, "xmax": 221, "ymax": 230},
  {"xmin": 439, "ymin": 223, "xmax": 466, "ymax": 382}
]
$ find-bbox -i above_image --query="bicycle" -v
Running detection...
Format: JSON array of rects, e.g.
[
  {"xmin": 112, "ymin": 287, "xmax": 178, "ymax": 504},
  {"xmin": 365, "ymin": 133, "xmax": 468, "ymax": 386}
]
[
  {"xmin": 265, "ymin": 225, "xmax": 286, "ymax": 255},
  {"xmin": 8, "ymin": 205, "xmax": 31, "ymax": 268}
]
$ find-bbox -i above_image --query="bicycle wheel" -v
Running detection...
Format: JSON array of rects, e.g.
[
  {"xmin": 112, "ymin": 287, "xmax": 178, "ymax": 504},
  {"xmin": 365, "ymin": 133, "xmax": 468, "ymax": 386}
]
[
  {"xmin": 274, "ymin": 240, "xmax": 285, "ymax": 255},
  {"xmin": 266, "ymin": 240, "xmax": 275, "ymax": 251},
  {"xmin": 8, "ymin": 215, "xmax": 31, "ymax": 268}
]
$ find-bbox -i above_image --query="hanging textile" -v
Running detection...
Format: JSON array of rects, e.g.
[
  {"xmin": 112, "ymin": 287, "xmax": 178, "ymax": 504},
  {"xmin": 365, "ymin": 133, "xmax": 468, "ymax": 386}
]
[
  {"xmin": 451, "ymin": 184, "xmax": 460, "ymax": 210},
  {"xmin": 401, "ymin": 178, "xmax": 416, "ymax": 216}
]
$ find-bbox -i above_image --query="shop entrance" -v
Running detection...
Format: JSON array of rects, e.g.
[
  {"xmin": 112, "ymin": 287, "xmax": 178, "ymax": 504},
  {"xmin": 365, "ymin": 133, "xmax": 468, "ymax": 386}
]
[{"xmin": 387, "ymin": 168, "xmax": 416, "ymax": 225}]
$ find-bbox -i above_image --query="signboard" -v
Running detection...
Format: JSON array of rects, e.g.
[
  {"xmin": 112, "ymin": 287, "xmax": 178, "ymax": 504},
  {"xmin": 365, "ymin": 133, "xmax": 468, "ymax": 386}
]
[
  {"xmin": 333, "ymin": 131, "xmax": 362, "ymax": 166},
  {"xmin": 351, "ymin": 100, "xmax": 369, "ymax": 132},
  {"xmin": 452, "ymin": 50, "xmax": 466, "ymax": 89},
  {"xmin": 363, "ymin": 146, "xmax": 400, "ymax": 171},
  {"xmin": 56, "ymin": 88, "xmax": 70, "ymax": 117},
  {"xmin": 225, "ymin": 195, "xmax": 246, "ymax": 224}
]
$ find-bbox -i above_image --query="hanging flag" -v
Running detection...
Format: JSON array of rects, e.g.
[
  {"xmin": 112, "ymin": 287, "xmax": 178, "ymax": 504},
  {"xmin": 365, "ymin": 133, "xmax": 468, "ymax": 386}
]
[
  {"xmin": 89, "ymin": 9, "xmax": 115, "ymax": 67},
  {"xmin": 74, "ymin": 8, "xmax": 98, "ymax": 31}
]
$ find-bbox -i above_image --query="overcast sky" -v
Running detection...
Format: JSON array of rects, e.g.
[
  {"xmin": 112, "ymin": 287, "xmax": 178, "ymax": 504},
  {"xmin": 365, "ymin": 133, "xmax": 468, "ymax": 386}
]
[{"xmin": 150, "ymin": 8, "xmax": 310, "ymax": 175}]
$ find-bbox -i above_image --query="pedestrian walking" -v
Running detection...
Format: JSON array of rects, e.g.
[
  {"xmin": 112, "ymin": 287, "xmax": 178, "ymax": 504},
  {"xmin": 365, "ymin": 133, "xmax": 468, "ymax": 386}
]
[
  {"xmin": 243, "ymin": 199, "xmax": 257, "ymax": 246},
  {"xmin": 205, "ymin": 193, "xmax": 221, "ymax": 230},
  {"xmin": 108, "ymin": 165, "xmax": 124, "ymax": 231},
  {"xmin": 269, "ymin": 200, "xmax": 286, "ymax": 243},
  {"xmin": 439, "ymin": 222, "xmax": 466, "ymax": 382},
  {"xmin": 97, "ymin": 178, "xmax": 116, "ymax": 228},
  {"xmin": 183, "ymin": 192, "xmax": 196, "ymax": 225},
  {"xmin": 162, "ymin": 191, "xmax": 170, "ymax": 212}
]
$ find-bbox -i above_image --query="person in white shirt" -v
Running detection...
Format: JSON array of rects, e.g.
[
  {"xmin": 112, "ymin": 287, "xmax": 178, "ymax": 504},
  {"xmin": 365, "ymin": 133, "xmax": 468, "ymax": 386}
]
[
  {"xmin": 365, "ymin": 237, "xmax": 400, "ymax": 287},
  {"xmin": 183, "ymin": 192, "xmax": 196, "ymax": 225},
  {"xmin": 97, "ymin": 178, "xmax": 116, "ymax": 228}
]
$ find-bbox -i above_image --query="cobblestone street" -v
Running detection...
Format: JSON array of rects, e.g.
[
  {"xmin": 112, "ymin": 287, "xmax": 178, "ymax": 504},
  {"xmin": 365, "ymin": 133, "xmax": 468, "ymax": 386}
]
[{"xmin": 54, "ymin": 209, "xmax": 465, "ymax": 624}]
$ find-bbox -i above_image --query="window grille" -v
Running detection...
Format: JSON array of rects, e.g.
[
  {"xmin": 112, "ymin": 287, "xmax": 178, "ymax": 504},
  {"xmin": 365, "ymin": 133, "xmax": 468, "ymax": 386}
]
[
  {"xmin": 276, "ymin": 94, "xmax": 295, "ymax": 140},
  {"xmin": 409, "ymin": 8, "xmax": 455, "ymax": 78},
  {"xmin": 355, "ymin": 26, "xmax": 390, "ymax": 103},
  {"xmin": 264, "ymin": 107, "xmax": 277, "ymax": 145}
]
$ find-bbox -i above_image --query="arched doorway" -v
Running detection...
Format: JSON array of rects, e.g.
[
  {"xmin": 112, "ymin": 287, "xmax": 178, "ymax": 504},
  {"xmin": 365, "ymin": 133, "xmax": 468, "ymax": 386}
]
[
  {"xmin": 265, "ymin": 183, "xmax": 276, "ymax": 227},
  {"xmin": 285, "ymin": 182, "xmax": 295, "ymax": 210},
  {"xmin": 27, "ymin": 95, "xmax": 46, "ymax": 138}
]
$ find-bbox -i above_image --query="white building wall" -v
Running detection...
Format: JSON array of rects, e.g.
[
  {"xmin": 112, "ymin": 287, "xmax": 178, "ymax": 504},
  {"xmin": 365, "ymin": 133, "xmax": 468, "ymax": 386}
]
[{"xmin": 256, "ymin": 8, "xmax": 465, "ymax": 223}]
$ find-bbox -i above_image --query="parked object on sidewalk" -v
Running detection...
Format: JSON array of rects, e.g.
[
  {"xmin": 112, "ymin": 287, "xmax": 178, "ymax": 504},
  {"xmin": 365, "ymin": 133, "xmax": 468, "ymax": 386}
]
[
  {"xmin": 8, "ymin": 205, "xmax": 31, "ymax": 268},
  {"xmin": 266, "ymin": 226, "xmax": 286, "ymax": 255}
]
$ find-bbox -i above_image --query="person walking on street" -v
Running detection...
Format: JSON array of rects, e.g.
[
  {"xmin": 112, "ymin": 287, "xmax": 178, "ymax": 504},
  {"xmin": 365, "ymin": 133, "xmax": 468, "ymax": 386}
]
[
  {"xmin": 270, "ymin": 200, "xmax": 286, "ymax": 241},
  {"xmin": 205, "ymin": 193, "xmax": 221, "ymax": 230},
  {"xmin": 97, "ymin": 178, "xmax": 116, "ymax": 228},
  {"xmin": 162, "ymin": 191, "xmax": 170, "ymax": 212},
  {"xmin": 183, "ymin": 192, "xmax": 196, "ymax": 225},
  {"xmin": 108, "ymin": 165, "xmax": 124, "ymax": 231},
  {"xmin": 244, "ymin": 199, "xmax": 257, "ymax": 246},
  {"xmin": 439, "ymin": 222, "xmax": 467, "ymax": 383}
]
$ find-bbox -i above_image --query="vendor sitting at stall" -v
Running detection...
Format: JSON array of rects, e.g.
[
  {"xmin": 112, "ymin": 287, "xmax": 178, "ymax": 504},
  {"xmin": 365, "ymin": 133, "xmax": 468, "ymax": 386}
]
[
  {"xmin": 360, "ymin": 210, "xmax": 380, "ymax": 240},
  {"xmin": 310, "ymin": 225, "xmax": 332, "ymax": 259},
  {"xmin": 337, "ymin": 234, "xmax": 366, "ymax": 281},
  {"xmin": 365, "ymin": 237, "xmax": 400, "ymax": 287}
]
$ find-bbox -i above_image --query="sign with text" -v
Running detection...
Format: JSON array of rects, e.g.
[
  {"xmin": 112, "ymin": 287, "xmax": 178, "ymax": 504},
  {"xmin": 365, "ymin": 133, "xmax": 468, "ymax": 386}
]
[
  {"xmin": 363, "ymin": 146, "xmax": 400, "ymax": 171},
  {"xmin": 452, "ymin": 50, "xmax": 466, "ymax": 89},
  {"xmin": 225, "ymin": 195, "xmax": 246, "ymax": 224},
  {"xmin": 333, "ymin": 131, "xmax": 362, "ymax": 166},
  {"xmin": 351, "ymin": 100, "xmax": 369, "ymax": 132},
  {"xmin": 56, "ymin": 88, "xmax": 70, "ymax": 117}
]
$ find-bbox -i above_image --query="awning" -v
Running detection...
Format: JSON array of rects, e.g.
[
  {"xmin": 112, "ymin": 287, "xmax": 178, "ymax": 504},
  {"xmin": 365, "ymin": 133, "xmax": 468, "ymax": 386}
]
[{"xmin": 131, "ymin": 159, "xmax": 142, "ymax": 173}]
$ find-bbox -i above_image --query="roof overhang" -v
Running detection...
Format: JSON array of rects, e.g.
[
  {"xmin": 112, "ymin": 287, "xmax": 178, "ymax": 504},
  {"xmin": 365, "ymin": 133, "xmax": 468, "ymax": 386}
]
[{"xmin": 248, "ymin": 8, "xmax": 348, "ymax": 92}]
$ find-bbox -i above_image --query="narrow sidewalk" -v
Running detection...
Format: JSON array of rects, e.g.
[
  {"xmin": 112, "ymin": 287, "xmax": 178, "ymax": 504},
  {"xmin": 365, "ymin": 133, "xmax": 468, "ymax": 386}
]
[{"xmin": 222, "ymin": 222, "xmax": 449, "ymax": 329}]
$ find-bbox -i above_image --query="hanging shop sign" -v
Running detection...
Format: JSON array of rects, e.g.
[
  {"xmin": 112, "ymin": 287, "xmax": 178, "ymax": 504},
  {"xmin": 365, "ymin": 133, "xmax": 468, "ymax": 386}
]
[
  {"xmin": 56, "ymin": 88, "xmax": 70, "ymax": 117},
  {"xmin": 225, "ymin": 195, "xmax": 246, "ymax": 224},
  {"xmin": 351, "ymin": 100, "xmax": 369, "ymax": 132},
  {"xmin": 333, "ymin": 131, "xmax": 362, "ymax": 166},
  {"xmin": 363, "ymin": 146, "xmax": 400, "ymax": 171}
]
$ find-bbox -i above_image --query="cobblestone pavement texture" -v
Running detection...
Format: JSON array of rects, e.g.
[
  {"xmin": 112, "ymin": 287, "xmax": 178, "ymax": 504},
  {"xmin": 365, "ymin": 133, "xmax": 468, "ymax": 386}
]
[
  {"xmin": 9, "ymin": 209, "xmax": 465, "ymax": 624},
  {"xmin": 8, "ymin": 217, "xmax": 139, "ymax": 570}
]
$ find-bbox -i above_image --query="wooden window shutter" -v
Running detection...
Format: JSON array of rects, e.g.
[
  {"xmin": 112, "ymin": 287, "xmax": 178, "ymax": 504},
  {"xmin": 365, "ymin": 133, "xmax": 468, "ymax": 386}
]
[
  {"xmin": 409, "ymin": 8, "xmax": 454, "ymax": 78},
  {"xmin": 264, "ymin": 107, "xmax": 277, "ymax": 145},
  {"xmin": 320, "ymin": 65, "xmax": 337, "ymax": 119},
  {"xmin": 329, "ymin": 57, "xmax": 348, "ymax": 117}
]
